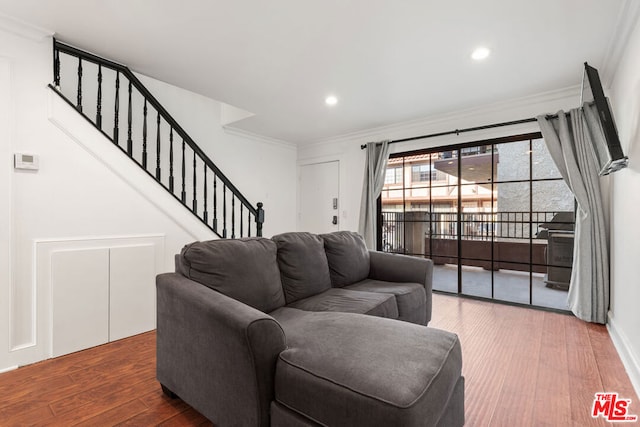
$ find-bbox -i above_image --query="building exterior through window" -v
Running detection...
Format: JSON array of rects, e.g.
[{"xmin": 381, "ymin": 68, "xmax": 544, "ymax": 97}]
[{"xmin": 378, "ymin": 133, "xmax": 575, "ymax": 310}]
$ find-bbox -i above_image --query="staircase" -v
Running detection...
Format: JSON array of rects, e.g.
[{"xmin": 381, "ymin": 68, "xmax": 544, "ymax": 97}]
[{"xmin": 50, "ymin": 39, "xmax": 264, "ymax": 238}]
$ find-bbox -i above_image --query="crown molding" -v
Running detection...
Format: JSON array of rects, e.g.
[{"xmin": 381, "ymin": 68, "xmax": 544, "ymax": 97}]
[
  {"xmin": 305, "ymin": 85, "xmax": 580, "ymax": 149},
  {"xmin": 601, "ymin": 0, "xmax": 640, "ymax": 89},
  {"xmin": 0, "ymin": 13, "xmax": 53, "ymax": 42},
  {"xmin": 223, "ymin": 126, "xmax": 297, "ymax": 151}
]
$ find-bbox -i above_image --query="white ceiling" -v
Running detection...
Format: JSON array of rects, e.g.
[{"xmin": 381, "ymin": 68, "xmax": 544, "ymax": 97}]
[{"xmin": 0, "ymin": 0, "xmax": 635, "ymax": 144}]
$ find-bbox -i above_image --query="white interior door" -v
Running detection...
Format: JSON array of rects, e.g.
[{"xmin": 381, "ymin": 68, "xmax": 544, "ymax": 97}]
[{"xmin": 299, "ymin": 161, "xmax": 339, "ymax": 233}]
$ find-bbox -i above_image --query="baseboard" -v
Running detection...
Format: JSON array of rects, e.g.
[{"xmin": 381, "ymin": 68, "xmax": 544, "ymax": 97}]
[
  {"xmin": 607, "ymin": 311, "xmax": 640, "ymax": 398},
  {"xmin": 0, "ymin": 365, "xmax": 18, "ymax": 374}
]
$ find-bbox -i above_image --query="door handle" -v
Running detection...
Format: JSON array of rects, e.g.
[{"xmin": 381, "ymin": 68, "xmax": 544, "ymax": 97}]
[{"xmin": 332, "ymin": 216, "xmax": 338, "ymax": 225}]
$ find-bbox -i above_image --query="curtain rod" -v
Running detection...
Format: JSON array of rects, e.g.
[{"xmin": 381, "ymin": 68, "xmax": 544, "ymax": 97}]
[{"xmin": 359, "ymin": 114, "xmax": 558, "ymax": 149}]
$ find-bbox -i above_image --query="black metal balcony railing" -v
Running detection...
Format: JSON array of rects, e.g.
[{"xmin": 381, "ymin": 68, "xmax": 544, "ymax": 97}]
[
  {"xmin": 381, "ymin": 210, "xmax": 574, "ymax": 253},
  {"xmin": 50, "ymin": 39, "xmax": 264, "ymax": 238}
]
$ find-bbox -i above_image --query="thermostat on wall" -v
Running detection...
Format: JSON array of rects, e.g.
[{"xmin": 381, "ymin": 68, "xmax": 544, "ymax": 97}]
[{"xmin": 14, "ymin": 153, "xmax": 39, "ymax": 170}]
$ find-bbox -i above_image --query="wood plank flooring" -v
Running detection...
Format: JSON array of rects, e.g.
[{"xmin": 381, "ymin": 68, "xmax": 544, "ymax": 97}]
[
  {"xmin": 429, "ymin": 294, "xmax": 639, "ymax": 426},
  {"xmin": 0, "ymin": 294, "xmax": 637, "ymax": 426},
  {"xmin": 0, "ymin": 333, "xmax": 212, "ymax": 426}
]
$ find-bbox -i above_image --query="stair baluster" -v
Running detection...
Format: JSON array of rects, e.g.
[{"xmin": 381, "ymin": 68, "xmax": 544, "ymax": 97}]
[
  {"xmin": 127, "ymin": 80, "xmax": 133, "ymax": 156},
  {"xmin": 231, "ymin": 196, "xmax": 236, "ymax": 239},
  {"xmin": 223, "ymin": 184, "xmax": 227, "ymax": 238},
  {"xmin": 192, "ymin": 151, "xmax": 197, "ymax": 213},
  {"xmin": 76, "ymin": 57, "xmax": 82, "ymax": 113},
  {"xmin": 169, "ymin": 128, "xmax": 174, "ymax": 192},
  {"xmin": 114, "ymin": 71, "xmax": 120, "ymax": 145},
  {"xmin": 156, "ymin": 112, "xmax": 161, "ymax": 180},
  {"xmin": 213, "ymin": 175, "xmax": 218, "ymax": 232},
  {"xmin": 181, "ymin": 139, "xmax": 186, "ymax": 203},
  {"xmin": 142, "ymin": 99, "xmax": 148, "ymax": 169},
  {"xmin": 96, "ymin": 64, "xmax": 102, "ymax": 129},
  {"xmin": 203, "ymin": 165, "xmax": 208, "ymax": 223}
]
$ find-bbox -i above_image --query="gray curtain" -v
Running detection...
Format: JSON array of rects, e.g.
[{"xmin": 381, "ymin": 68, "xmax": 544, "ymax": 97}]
[
  {"xmin": 358, "ymin": 141, "xmax": 390, "ymax": 249},
  {"xmin": 537, "ymin": 105, "xmax": 609, "ymax": 324}
]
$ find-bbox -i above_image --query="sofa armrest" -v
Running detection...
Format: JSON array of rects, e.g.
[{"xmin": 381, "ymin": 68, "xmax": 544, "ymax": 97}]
[
  {"xmin": 156, "ymin": 273, "xmax": 286, "ymax": 427},
  {"xmin": 368, "ymin": 251, "xmax": 433, "ymax": 322},
  {"xmin": 368, "ymin": 251, "xmax": 433, "ymax": 289}
]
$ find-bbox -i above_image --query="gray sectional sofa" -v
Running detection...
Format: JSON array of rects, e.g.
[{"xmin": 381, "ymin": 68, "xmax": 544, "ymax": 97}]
[{"xmin": 156, "ymin": 231, "xmax": 464, "ymax": 426}]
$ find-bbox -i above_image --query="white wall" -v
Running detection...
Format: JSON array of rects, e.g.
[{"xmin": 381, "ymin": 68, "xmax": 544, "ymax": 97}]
[
  {"xmin": 297, "ymin": 20, "xmax": 640, "ymax": 397},
  {"xmin": 0, "ymin": 55, "xmax": 12, "ymax": 374},
  {"xmin": 298, "ymin": 87, "xmax": 579, "ymax": 233},
  {"xmin": 135, "ymin": 74, "xmax": 297, "ymax": 237},
  {"xmin": 0, "ymin": 23, "xmax": 296, "ymax": 371},
  {"xmin": 607, "ymin": 14, "xmax": 640, "ymax": 397}
]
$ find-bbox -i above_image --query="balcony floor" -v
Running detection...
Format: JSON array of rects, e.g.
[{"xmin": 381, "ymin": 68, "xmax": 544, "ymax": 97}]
[{"xmin": 432, "ymin": 264, "xmax": 569, "ymax": 311}]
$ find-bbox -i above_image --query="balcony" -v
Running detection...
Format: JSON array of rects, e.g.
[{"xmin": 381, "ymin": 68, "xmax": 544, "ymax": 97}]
[{"xmin": 381, "ymin": 210, "xmax": 574, "ymax": 310}]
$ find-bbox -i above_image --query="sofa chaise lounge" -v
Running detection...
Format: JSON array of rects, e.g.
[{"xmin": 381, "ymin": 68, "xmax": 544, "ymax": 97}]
[{"xmin": 156, "ymin": 231, "xmax": 464, "ymax": 426}]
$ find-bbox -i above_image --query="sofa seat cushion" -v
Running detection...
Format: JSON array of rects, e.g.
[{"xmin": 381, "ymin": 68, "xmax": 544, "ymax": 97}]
[
  {"xmin": 271, "ymin": 309, "xmax": 463, "ymax": 427},
  {"xmin": 345, "ymin": 279, "xmax": 427, "ymax": 325},
  {"xmin": 285, "ymin": 288, "xmax": 398, "ymax": 319},
  {"xmin": 178, "ymin": 238, "xmax": 286, "ymax": 313},
  {"xmin": 272, "ymin": 232, "xmax": 332, "ymax": 304}
]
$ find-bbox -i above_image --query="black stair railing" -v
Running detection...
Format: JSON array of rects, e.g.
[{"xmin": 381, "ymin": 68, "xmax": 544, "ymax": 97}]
[{"xmin": 50, "ymin": 39, "xmax": 264, "ymax": 238}]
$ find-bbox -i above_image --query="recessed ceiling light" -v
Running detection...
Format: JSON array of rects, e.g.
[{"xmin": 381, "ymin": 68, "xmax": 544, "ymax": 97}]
[
  {"xmin": 471, "ymin": 47, "xmax": 491, "ymax": 61},
  {"xmin": 325, "ymin": 95, "xmax": 338, "ymax": 106}
]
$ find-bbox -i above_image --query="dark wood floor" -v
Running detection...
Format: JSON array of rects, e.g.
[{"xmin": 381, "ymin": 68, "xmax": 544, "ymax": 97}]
[
  {"xmin": 429, "ymin": 294, "xmax": 639, "ymax": 426},
  {"xmin": 0, "ymin": 294, "xmax": 637, "ymax": 426},
  {"xmin": 0, "ymin": 333, "xmax": 212, "ymax": 426}
]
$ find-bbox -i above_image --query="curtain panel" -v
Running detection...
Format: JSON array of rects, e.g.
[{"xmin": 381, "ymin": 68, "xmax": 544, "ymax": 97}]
[
  {"xmin": 537, "ymin": 106, "xmax": 609, "ymax": 324},
  {"xmin": 358, "ymin": 141, "xmax": 390, "ymax": 249}
]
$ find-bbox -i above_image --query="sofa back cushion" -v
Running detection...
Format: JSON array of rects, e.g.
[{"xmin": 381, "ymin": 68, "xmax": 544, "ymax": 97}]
[
  {"xmin": 178, "ymin": 238, "xmax": 286, "ymax": 312},
  {"xmin": 272, "ymin": 232, "xmax": 332, "ymax": 304},
  {"xmin": 321, "ymin": 231, "xmax": 370, "ymax": 287}
]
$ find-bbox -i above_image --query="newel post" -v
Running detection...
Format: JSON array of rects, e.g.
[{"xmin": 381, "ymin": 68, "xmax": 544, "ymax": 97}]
[
  {"xmin": 53, "ymin": 39, "xmax": 60, "ymax": 88},
  {"xmin": 256, "ymin": 202, "xmax": 265, "ymax": 237}
]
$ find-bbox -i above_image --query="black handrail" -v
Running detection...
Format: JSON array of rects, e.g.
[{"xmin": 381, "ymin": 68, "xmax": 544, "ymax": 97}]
[{"xmin": 51, "ymin": 39, "xmax": 264, "ymax": 238}]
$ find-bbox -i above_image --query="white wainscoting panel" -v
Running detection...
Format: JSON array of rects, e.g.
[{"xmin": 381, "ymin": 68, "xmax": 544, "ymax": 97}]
[
  {"xmin": 109, "ymin": 244, "xmax": 156, "ymax": 341},
  {"xmin": 36, "ymin": 235, "xmax": 164, "ymax": 361},
  {"xmin": 51, "ymin": 248, "xmax": 110, "ymax": 357}
]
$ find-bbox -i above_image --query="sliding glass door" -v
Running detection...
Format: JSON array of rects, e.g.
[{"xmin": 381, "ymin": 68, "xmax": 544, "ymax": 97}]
[{"xmin": 379, "ymin": 133, "xmax": 575, "ymax": 310}]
